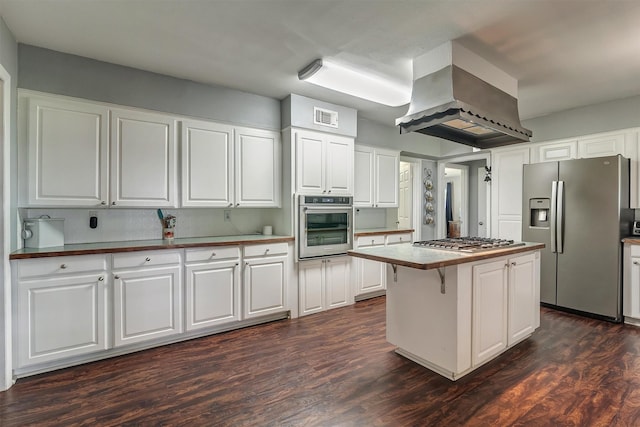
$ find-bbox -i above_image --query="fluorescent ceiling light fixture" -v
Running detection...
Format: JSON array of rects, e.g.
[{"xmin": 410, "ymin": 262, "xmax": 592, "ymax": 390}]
[{"xmin": 298, "ymin": 59, "xmax": 411, "ymax": 107}]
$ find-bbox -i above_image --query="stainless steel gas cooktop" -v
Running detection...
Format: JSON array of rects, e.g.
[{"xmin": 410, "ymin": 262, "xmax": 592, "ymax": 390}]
[{"xmin": 413, "ymin": 237, "xmax": 525, "ymax": 253}]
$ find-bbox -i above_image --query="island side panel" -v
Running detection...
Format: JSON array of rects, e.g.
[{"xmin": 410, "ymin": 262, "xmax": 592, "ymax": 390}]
[{"xmin": 386, "ymin": 264, "xmax": 472, "ymax": 376}]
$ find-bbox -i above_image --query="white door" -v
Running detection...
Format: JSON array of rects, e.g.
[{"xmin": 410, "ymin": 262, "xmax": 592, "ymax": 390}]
[
  {"xmin": 325, "ymin": 257, "xmax": 351, "ymax": 309},
  {"xmin": 18, "ymin": 274, "xmax": 108, "ymax": 366},
  {"xmin": 296, "ymin": 131, "xmax": 325, "ymax": 194},
  {"xmin": 477, "ymin": 167, "xmax": 487, "ymax": 238},
  {"xmin": 113, "ymin": 266, "xmax": 182, "ymax": 346},
  {"xmin": 325, "ymin": 135, "xmax": 354, "ymax": 195},
  {"xmin": 298, "ymin": 259, "xmax": 325, "ymax": 316},
  {"xmin": 375, "ymin": 149, "xmax": 399, "ymax": 207},
  {"xmin": 181, "ymin": 119, "xmax": 234, "ymax": 208},
  {"xmin": 398, "ymin": 162, "xmax": 411, "ymax": 228},
  {"xmin": 491, "ymin": 147, "xmax": 530, "ymax": 240},
  {"xmin": 185, "ymin": 260, "xmax": 240, "ymax": 331},
  {"xmin": 508, "ymin": 253, "xmax": 537, "ymax": 345},
  {"xmin": 110, "ymin": 108, "xmax": 177, "ymax": 207},
  {"xmin": 353, "ymin": 146, "xmax": 374, "ymax": 207},
  {"xmin": 235, "ymin": 127, "xmax": 280, "ymax": 207},
  {"xmin": 243, "ymin": 256, "xmax": 287, "ymax": 318},
  {"xmin": 27, "ymin": 96, "xmax": 109, "ymax": 206},
  {"xmin": 472, "ymin": 259, "xmax": 508, "ymax": 366}
]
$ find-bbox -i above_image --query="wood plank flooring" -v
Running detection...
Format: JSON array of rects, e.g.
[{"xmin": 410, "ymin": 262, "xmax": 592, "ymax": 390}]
[{"xmin": 2, "ymin": 297, "xmax": 640, "ymax": 426}]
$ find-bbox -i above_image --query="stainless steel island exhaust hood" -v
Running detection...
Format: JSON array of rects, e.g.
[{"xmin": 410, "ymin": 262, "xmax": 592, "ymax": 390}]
[{"xmin": 396, "ymin": 42, "xmax": 532, "ymax": 149}]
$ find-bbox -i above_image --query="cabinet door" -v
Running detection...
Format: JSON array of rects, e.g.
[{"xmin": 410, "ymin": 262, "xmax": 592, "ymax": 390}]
[
  {"xmin": 298, "ymin": 259, "xmax": 325, "ymax": 316},
  {"xmin": 181, "ymin": 119, "xmax": 234, "ymax": 208},
  {"xmin": 531, "ymin": 139, "xmax": 577, "ymax": 163},
  {"xmin": 243, "ymin": 256, "xmax": 287, "ymax": 318},
  {"xmin": 374, "ymin": 148, "xmax": 399, "ymax": 207},
  {"xmin": 325, "ymin": 135, "xmax": 354, "ymax": 195},
  {"xmin": 491, "ymin": 147, "xmax": 530, "ymax": 241},
  {"xmin": 113, "ymin": 265, "xmax": 182, "ymax": 346},
  {"xmin": 110, "ymin": 108, "xmax": 177, "ymax": 207},
  {"xmin": 355, "ymin": 257, "xmax": 386, "ymax": 295},
  {"xmin": 354, "ymin": 146, "xmax": 374, "ymax": 207},
  {"xmin": 325, "ymin": 257, "xmax": 352, "ymax": 309},
  {"xmin": 507, "ymin": 253, "xmax": 536, "ymax": 345},
  {"xmin": 472, "ymin": 259, "xmax": 508, "ymax": 366},
  {"xmin": 578, "ymin": 132, "xmax": 626, "ymax": 158},
  {"xmin": 27, "ymin": 96, "xmax": 109, "ymax": 207},
  {"xmin": 235, "ymin": 127, "xmax": 281, "ymax": 207},
  {"xmin": 17, "ymin": 273, "xmax": 108, "ymax": 367},
  {"xmin": 626, "ymin": 255, "xmax": 640, "ymax": 318},
  {"xmin": 185, "ymin": 260, "xmax": 240, "ymax": 331},
  {"xmin": 296, "ymin": 131, "xmax": 325, "ymax": 194}
]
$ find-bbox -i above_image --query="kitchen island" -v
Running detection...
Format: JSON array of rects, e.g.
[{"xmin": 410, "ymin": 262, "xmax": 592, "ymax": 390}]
[{"xmin": 348, "ymin": 241, "xmax": 544, "ymax": 380}]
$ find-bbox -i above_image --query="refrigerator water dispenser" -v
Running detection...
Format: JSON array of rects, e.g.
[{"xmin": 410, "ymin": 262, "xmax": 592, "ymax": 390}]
[{"xmin": 529, "ymin": 198, "xmax": 550, "ymax": 228}]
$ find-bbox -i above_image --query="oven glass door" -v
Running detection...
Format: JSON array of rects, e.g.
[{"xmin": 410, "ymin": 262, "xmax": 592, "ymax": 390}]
[{"xmin": 299, "ymin": 208, "xmax": 352, "ymax": 258}]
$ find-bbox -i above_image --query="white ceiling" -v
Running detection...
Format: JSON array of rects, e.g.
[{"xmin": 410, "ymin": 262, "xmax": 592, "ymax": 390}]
[{"xmin": 1, "ymin": 0, "xmax": 639, "ymax": 127}]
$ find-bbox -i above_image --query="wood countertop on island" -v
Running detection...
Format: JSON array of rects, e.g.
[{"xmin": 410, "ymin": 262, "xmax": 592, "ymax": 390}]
[{"xmin": 347, "ymin": 242, "xmax": 545, "ymax": 270}]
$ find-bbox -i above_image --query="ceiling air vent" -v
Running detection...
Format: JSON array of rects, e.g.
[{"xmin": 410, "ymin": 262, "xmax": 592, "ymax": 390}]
[{"xmin": 314, "ymin": 107, "xmax": 338, "ymax": 128}]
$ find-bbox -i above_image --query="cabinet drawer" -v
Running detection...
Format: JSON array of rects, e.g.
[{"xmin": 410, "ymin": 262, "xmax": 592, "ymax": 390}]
[
  {"xmin": 356, "ymin": 235, "xmax": 385, "ymax": 247},
  {"xmin": 112, "ymin": 250, "xmax": 181, "ymax": 269},
  {"xmin": 386, "ymin": 233, "xmax": 413, "ymax": 245},
  {"xmin": 631, "ymin": 245, "xmax": 640, "ymax": 257},
  {"xmin": 244, "ymin": 242, "xmax": 288, "ymax": 258},
  {"xmin": 17, "ymin": 255, "xmax": 108, "ymax": 279},
  {"xmin": 185, "ymin": 246, "xmax": 240, "ymax": 263}
]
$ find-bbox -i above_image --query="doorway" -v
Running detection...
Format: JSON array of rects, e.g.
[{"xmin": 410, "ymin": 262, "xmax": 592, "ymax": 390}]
[{"xmin": 398, "ymin": 161, "xmax": 411, "ymax": 229}]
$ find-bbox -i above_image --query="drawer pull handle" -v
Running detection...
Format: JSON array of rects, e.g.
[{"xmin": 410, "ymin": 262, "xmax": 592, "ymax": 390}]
[
  {"xmin": 60, "ymin": 264, "xmax": 67, "ymax": 269},
  {"xmin": 145, "ymin": 257, "xmax": 151, "ymax": 262},
  {"xmin": 98, "ymin": 276, "xmax": 104, "ymax": 281},
  {"xmin": 114, "ymin": 275, "xmax": 120, "ymax": 279}
]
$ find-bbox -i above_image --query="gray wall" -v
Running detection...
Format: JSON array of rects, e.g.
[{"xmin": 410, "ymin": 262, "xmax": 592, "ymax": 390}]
[
  {"xmin": 18, "ymin": 44, "xmax": 281, "ymax": 130},
  {"xmin": 282, "ymin": 94, "xmax": 357, "ymax": 137},
  {"xmin": 524, "ymin": 95, "xmax": 640, "ymax": 142},
  {"xmin": 0, "ymin": 15, "xmax": 17, "ymax": 391}
]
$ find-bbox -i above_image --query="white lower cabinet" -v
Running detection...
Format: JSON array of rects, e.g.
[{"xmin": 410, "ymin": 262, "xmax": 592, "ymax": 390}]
[
  {"xmin": 472, "ymin": 252, "xmax": 536, "ymax": 367},
  {"xmin": 299, "ymin": 256, "xmax": 352, "ymax": 317},
  {"xmin": 15, "ymin": 255, "xmax": 109, "ymax": 367},
  {"xmin": 243, "ymin": 243, "xmax": 288, "ymax": 319},
  {"xmin": 185, "ymin": 247, "xmax": 241, "ymax": 331},
  {"xmin": 113, "ymin": 250, "xmax": 183, "ymax": 347},
  {"xmin": 624, "ymin": 244, "xmax": 640, "ymax": 323}
]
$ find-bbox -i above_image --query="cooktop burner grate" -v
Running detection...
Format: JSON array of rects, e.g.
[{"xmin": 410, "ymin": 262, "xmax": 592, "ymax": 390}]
[{"xmin": 413, "ymin": 237, "xmax": 525, "ymax": 252}]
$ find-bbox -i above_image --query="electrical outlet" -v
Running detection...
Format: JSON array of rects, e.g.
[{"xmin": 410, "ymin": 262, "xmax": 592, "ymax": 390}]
[{"xmin": 224, "ymin": 210, "xmax": 231, "ymax": 222}]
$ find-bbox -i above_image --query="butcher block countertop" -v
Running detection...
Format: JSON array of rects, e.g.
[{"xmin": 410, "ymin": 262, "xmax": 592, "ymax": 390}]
[
  {"xmin": 10, "ymin": 235, "xmax": 295, "ymax": 260},
  {"xmin": 623, "ymin": 238, "xmax": 640, "ymax": 244},
  {"xmin": 348, "ymin": 242, "xmax": 545, "ymax": 270}
]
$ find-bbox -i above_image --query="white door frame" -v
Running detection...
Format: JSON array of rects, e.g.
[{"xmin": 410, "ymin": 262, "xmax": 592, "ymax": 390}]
[
  {"xmin": 400, "ymin": 156, "xmax": 422, "ymax": 242},
  {"xmin": 0, "ymin": 63, "xmax": 12, "ymax": 391},
  {"xmin": 437, "ymin": 152, "xmax": 491, "ymax": 239}
]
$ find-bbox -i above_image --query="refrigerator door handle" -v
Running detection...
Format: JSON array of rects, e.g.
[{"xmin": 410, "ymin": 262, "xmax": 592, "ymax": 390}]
[
  {"xmin": 557, "ymin": 180, "xmax": 565, "ymax": 254},
  {"xmin": 551, "ymin": 181, "xmax": 558, "ymax": 253}
]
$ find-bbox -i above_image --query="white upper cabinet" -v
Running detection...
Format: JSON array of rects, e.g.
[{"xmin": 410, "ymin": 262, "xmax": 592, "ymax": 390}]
[
  {"xmin": 235, "ymin": 127, "xmax": 281, "ymax": 207},
  {"xmin": 26, "ymin": 95, "xmax": 109, "ymax": 207},
  {"xmin": 181, "ymin": 120, "xmax": 280, "ymax": 208},
  {"xmin": 354, "ymin": 145, "xmax": 399, "ymax": 208},
  {"xmin": 110, "ymin": 108, "xmax": 178, "ymax": 208},
  {"xmin": 181, "ymin": 120, "xmax": 234, "ymax": 207},
  {"xmin": 530, "ymin": 139, "xmax": 577, "ymax": 163},
  {"xmin": 295, "ymin": 129, "xmax": 353, "ymax": 195},
  {"xmin": 577, "ymin": 132, "xmax": 627, "ymax": 158}
]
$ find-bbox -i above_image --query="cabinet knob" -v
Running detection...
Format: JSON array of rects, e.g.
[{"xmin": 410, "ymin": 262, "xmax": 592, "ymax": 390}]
[
  {"xmin": 505, "ymin": 263, "xmax": 509, "ymax": 268},
  {"xmin": 111, "ymin": 201, "xmax": 116, "ymax": 206},
  {"xmin": 114, "ymin": 275, "xmax": 120, "ymax": 279},
  {"xmin": 145, "ymin": 257, "xmax": 151, "ymax": 262},
  {"xmin": 634, "ymin": 261, "xmax": 640, "ymax": 265},
  {"xmin": 327, "ymin": 259, "xmax": 331, "ymax": 263},
  {"xmin": 265, "ymin": 248, "xmax": 270, "ymax": 254},
  {"xmin": 100, "ymin": 201, "xmax": 106, "ymax": 205},
  {"xmin": 98, "ymin": 276, "xmax": 104, "ymax": 281},
  {"xmin": 228, "ymin": 203, "xmax": 233, "ymax": 207},
  {"xmin": 328, "ymin": 190, "xmax": 331, "ymax": 193},
  {"xmin": 322, "ymin": 190, "xmax": 326, "ymax": 194},
  {"xmin": 60, "ymin": 264, "xmax": 67, "ymax": 269},
  {"xmin": 210, "ymin": 252, "xmax": 217, "ymax": 258},
  {"xmin": 511, "ymin": 262, "xmax": 517, "ymax": 266},
  {"xmin": 235, "ymin": 263, "xmax": 239, "ymax": 266},
  {"xmin": 236, "ymin": 203, "xmax": 240, "ymax": 207},
  {"xmin": 371, "ymin": 240, "xmax": 375, "ymax": 245}
]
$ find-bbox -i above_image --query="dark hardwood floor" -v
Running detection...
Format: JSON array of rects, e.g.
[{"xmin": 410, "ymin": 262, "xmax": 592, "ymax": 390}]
[{"xmin": 2, "ymin": 297, "xmax": 640, "ymax": 426}]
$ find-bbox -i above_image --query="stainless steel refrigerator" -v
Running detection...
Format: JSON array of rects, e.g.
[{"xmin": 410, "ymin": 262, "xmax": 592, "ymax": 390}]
[{"xmin": 522, "ymin": 155, "xmax": 633, "ymax": 322}]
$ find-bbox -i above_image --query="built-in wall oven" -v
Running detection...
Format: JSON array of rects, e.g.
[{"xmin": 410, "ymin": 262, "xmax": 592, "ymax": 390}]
[{"xmin": 298, "ymin": 195, "xmax": 353, "ymax": 259}]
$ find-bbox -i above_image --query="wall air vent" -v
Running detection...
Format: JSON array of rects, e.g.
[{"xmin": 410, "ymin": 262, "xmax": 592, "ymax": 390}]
[{"xmin": 313, "ymin": 107, "xmax": 338, "ymax": 128}]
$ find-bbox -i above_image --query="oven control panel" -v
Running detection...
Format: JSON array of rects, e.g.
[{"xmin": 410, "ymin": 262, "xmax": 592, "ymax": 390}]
[{"xmin": 300, "ymin": 195, "xmax": 353, "ymax": 205}]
